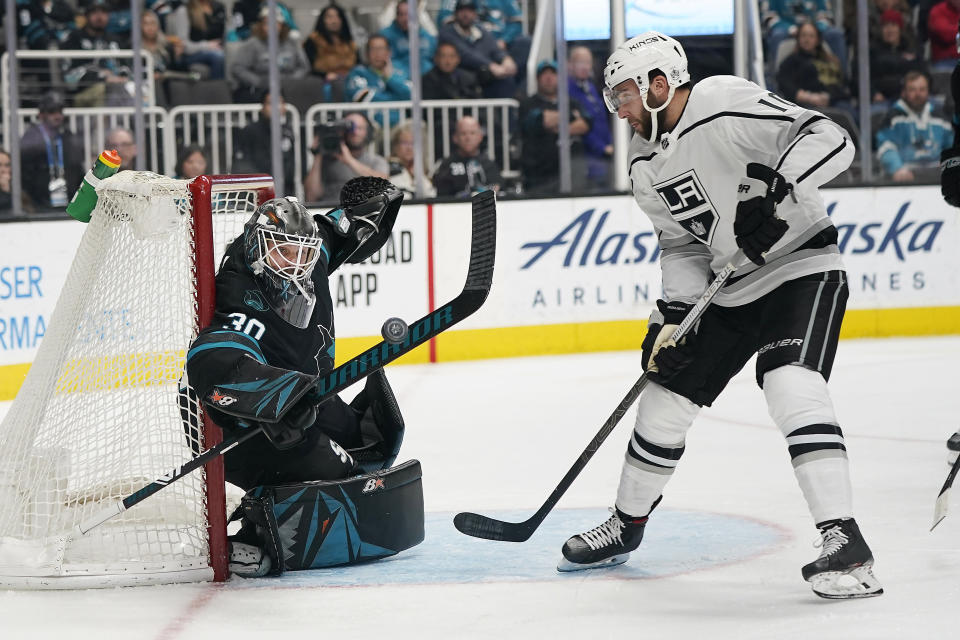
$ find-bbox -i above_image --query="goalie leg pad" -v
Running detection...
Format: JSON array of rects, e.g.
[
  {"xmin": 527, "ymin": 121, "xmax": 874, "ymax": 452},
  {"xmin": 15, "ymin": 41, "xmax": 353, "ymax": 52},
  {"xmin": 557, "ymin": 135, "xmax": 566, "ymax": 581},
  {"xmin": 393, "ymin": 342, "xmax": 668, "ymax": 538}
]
[
  {"xmin": 348, "ymin": 369, "xmax": 405, "ymax": 473},
  {"xmin": 233, "ymin": 459, "xmax": 424, "ymax": 575}
]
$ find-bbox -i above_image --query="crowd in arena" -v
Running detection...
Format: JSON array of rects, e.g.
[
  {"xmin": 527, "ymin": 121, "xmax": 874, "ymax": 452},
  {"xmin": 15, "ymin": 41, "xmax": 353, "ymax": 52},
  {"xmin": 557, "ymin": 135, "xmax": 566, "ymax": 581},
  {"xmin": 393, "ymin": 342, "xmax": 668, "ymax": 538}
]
[{"xmin": 1, "ymin": 0, "xmax": 959, "ymax": 215}]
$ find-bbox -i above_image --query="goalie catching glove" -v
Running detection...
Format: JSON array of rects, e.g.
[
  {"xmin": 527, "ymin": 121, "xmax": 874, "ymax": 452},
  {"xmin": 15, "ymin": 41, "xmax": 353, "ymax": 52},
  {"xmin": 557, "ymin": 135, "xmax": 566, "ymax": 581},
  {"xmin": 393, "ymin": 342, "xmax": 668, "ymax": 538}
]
[
  {"xmin": 641, "ymin": 299, "xmax": 696, "ymax": 383},
  {"xmin": 734, "ymin": 163, "xmax": 791, "ymax": 265}
]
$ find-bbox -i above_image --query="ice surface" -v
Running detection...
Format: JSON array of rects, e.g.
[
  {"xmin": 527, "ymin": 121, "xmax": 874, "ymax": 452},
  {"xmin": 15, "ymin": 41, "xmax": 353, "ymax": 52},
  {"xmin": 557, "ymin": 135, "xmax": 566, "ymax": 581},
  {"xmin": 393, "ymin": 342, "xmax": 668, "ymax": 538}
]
[{"xmin": 1, "ymin": 336, "xmax": 957, "ymax": 639}]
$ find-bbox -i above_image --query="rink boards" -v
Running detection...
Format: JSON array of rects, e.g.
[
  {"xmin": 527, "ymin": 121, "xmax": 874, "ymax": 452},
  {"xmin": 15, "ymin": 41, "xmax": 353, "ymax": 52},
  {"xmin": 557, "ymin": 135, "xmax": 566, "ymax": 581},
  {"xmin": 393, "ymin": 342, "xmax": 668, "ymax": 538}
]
[{"xmin": 1, "ymin": 184, "xmax": 958, "ymax": 400}]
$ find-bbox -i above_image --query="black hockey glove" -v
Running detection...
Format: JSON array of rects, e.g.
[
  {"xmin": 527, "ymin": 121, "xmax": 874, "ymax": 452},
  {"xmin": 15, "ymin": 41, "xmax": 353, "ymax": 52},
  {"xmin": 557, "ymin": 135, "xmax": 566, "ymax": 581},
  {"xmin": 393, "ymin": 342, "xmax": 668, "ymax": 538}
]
[
  {"xmin": 734, "ymin": 163, "xmax": 792, "ymax": 266},
  {"xmin": 940, "ymin": 146, "xmax": 960, "ymax": 208},
  {"xmin": 260, "ymin": 397, "xmax": 317, "ymax": 451},
  {"xmin": 641, "ymin": 299, "xmax": 697, "ymax": 384}
]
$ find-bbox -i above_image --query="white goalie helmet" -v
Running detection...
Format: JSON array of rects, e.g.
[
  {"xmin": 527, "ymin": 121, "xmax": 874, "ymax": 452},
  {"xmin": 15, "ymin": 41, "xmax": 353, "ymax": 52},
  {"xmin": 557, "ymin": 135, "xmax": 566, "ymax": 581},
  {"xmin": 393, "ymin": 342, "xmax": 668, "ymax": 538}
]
[{"xmin": 603, "ymin": 31, "xmax": 690, "ymax": 142}]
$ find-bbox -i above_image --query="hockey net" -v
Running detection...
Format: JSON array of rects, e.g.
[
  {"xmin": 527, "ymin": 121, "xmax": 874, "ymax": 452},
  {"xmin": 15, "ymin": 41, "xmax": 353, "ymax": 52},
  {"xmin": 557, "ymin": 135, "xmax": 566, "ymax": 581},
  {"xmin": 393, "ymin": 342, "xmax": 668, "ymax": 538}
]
[{"xmin": 0, "ymin": 172, "xmax": 274, "ymax": 589}]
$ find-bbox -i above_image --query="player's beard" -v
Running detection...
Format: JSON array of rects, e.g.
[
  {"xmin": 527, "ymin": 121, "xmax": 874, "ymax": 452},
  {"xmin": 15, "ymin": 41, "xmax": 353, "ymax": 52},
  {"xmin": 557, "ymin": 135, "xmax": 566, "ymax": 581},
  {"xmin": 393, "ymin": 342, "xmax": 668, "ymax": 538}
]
[{"xmin": 634, "ymin": 108, "xmax": 666, "ymax": 141}]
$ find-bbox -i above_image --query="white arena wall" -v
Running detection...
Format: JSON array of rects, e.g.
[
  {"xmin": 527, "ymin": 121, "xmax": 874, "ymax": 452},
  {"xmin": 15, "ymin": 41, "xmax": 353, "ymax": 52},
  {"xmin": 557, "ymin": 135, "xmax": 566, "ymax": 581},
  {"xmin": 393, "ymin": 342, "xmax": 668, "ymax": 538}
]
[{"xmin": 1, "ymin": 185, "xmax": 958, "ymax": 401}]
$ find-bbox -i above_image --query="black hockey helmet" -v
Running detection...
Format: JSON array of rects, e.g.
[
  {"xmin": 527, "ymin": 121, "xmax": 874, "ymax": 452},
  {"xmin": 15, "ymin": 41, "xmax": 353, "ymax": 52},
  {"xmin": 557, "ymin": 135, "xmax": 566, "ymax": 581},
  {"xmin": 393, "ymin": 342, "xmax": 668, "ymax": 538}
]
[
  {"xmin": 317, "ymin": 177, "xmax": 403, "ymax": 271},
  {"xmin": 243, "ymin": 196, "xmax": 323, "ymax": 329}
]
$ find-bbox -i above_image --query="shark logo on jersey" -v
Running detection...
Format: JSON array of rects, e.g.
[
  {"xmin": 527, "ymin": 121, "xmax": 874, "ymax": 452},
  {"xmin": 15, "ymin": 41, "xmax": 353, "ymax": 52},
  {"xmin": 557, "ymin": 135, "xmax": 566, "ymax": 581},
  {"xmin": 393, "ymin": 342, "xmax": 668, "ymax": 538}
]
[
  {"xmin": 244, "ymin": 290, "xmax": 267, "ymax": 311},
  {"xmin": 314, "ymin": 322, "xmax": 335, "ymax": 373},
  {"xmin": 653, "ymin": 169, "xmax": 719, "ymax": 245}
]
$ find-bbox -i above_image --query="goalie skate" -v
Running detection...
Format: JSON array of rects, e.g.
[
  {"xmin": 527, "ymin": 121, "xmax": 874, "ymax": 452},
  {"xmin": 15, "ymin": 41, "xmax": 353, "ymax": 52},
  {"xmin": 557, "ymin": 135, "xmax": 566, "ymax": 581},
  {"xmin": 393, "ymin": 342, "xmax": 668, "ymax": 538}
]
[
  {"xmin": 802, "ymin": 518, "xmax": 883, "ymax": 599},
  {"xmin": 557, "ymin": 507, "xmax": 650, "ymax": 572},
  {"xmin": 229, "ymin": 542, "xmax": 272, "ymax": 578}
]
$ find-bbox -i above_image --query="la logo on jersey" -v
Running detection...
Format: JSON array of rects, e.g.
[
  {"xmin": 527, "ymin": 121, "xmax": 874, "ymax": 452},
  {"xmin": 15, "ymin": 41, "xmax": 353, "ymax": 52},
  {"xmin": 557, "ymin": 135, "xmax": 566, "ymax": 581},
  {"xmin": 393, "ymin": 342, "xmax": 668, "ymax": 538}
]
[{"xmin": 653, "ymin": 169, "xmax": 719, "ymax": 244}]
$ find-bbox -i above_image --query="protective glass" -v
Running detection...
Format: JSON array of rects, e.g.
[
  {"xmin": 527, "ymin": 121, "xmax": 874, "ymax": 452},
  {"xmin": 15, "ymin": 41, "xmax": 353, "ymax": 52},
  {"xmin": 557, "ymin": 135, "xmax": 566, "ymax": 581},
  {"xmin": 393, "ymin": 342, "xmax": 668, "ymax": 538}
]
[{"xmin": 602, "ymin": 85, "xmax": 643, "ymax": 114}]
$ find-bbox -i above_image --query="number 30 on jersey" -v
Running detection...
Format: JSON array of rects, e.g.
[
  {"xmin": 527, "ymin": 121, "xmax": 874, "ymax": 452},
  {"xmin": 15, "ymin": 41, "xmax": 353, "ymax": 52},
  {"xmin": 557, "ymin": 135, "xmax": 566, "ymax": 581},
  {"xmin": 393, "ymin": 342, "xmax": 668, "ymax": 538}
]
[{"xmin": 226, "ymin": 312, "xmax": 266, "ymax": 340}]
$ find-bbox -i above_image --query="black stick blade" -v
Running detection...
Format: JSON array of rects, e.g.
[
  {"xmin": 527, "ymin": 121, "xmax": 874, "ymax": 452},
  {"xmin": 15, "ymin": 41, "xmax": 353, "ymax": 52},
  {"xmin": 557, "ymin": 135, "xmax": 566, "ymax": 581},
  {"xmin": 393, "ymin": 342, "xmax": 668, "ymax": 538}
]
[{"xmin": 453, "ymin": 512, "xmax": 534, "ymax": 542}]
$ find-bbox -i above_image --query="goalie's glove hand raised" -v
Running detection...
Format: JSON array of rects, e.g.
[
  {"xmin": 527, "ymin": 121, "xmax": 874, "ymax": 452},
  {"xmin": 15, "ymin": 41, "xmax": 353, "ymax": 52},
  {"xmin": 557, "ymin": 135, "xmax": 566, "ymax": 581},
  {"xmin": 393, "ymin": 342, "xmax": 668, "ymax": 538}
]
[
  {"xmin": 735, "ymin": 163, "xmax": 791, "ymax": 265},
  {"xmin": 641, "ymin": 299, "xmax": 696, "ymax": 384},
  {"xmin": 940, "ymin": 146, "xmax": 960, "ymax": 208}
]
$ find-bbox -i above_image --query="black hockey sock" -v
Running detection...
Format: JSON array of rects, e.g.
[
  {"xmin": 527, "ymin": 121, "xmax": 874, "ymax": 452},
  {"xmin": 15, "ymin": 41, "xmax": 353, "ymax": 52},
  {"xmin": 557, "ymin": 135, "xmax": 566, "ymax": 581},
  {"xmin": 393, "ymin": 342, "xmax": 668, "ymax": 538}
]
[{"xmin": 615, "ymin": 495, "xmax": 662, "ymax": 524}]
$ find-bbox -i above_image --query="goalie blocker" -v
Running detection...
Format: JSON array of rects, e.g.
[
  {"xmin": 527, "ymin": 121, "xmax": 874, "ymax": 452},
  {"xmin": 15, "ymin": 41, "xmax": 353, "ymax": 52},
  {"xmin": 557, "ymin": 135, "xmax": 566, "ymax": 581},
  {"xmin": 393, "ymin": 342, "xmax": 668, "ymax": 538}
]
[{"xmin": 232, "ymin": 460, "xmax": 424, "ymax": 575}]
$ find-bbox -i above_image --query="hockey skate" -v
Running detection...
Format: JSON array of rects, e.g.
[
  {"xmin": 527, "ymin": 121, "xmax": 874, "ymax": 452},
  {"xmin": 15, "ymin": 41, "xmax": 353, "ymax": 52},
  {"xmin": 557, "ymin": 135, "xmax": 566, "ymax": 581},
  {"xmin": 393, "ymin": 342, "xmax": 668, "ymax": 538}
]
[
  {"xmin": 801, "ymin": 518, "xmax": 883, "ymax": 599},
  {"xmin": 948, "ymin": 431, "xmax": 960, "ymax": 465},
  {"xmin": 229, "ymin": 542, "xmax": 272, "ymax": 578},
  {"xmin": 558, "ymin": 507, "xmax": 650, "ymax": 572}
]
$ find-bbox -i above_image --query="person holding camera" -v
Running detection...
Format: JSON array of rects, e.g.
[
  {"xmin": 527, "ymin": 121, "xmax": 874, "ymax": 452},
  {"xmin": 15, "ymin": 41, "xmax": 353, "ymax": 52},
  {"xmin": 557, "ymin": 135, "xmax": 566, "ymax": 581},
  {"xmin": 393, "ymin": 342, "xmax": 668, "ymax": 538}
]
[
  {"xmin": 304, "ymin": 112, "xmax": 390, "ymax": 204},
  {"xmin": 233, "ymin": 90, "xmax": 297, "ymax": 195}
]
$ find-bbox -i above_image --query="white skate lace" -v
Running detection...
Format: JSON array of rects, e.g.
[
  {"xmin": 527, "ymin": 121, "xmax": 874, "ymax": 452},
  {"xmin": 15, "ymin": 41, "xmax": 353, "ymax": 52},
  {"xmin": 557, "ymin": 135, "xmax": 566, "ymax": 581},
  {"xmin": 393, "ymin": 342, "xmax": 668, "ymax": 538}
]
[
  {"xmin": 813, "ymin": 526, "xmax": 849, "ymax": 558},
  {"xmin": 579, "ymin": 508, "xmax": 625, "ymax": 551}
]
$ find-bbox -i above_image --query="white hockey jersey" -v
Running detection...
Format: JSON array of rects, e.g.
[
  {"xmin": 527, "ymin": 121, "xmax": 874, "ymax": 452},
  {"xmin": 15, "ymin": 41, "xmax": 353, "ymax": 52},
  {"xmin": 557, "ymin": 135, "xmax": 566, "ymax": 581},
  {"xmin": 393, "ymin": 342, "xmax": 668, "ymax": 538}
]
[{"xmin": 628, "ymin": 75, "xmax": 853, "ymax": 307}]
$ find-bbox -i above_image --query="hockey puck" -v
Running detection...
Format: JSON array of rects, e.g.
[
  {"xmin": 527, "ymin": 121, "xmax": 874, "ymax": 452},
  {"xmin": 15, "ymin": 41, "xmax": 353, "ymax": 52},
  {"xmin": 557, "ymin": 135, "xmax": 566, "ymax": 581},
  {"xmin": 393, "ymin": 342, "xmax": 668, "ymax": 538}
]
[{"xmin": 381, "ymin": 317, "xmax": 409, "ymax": 343}]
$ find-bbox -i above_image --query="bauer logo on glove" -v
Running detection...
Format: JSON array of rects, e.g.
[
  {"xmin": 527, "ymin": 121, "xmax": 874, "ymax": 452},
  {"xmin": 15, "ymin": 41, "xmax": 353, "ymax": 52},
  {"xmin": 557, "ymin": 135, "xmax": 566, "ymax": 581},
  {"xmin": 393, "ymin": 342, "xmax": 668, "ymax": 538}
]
[{"xmin": 734, "ymin": 163, "xmax": 792, "ymax": 265}]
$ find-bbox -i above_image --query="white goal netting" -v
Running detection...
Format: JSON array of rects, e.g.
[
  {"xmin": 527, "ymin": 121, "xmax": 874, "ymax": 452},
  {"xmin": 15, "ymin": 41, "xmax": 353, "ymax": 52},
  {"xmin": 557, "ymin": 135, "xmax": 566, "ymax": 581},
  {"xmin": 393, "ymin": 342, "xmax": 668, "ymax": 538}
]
[{"xmin": 0, "ymin": 172, "xmax": 271, "ymax": 588}]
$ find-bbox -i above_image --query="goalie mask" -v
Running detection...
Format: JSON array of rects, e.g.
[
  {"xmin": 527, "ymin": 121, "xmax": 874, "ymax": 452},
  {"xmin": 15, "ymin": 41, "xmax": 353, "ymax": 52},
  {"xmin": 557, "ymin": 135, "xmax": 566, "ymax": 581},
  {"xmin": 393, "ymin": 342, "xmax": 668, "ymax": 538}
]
[
  {"xmin": 318, "ymin": 177, "xmax": 404, "ymax": 272},
  {"xmin": 243, "ymin": 197, "xmax": 323, "ymax": 329},
  {"xmin": 603, "ymin": 31, "xmax": 689, "ymax": 143}
]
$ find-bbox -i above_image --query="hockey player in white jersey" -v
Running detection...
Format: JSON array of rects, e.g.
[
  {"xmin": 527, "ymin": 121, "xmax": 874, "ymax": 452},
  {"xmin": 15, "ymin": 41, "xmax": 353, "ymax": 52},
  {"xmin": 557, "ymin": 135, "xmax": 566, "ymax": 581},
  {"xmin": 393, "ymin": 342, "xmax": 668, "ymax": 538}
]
[{"xmin": 558, "ymin": 32, "xmax": 882, "ymax": 600}]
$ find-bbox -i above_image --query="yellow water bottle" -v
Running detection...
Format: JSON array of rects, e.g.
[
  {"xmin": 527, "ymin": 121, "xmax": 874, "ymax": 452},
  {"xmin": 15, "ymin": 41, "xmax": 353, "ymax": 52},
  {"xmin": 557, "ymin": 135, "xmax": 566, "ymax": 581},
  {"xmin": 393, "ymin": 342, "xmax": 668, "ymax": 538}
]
[{"xmin": 66, "ymin": 148, "xmax": 121, "ymax": 223}]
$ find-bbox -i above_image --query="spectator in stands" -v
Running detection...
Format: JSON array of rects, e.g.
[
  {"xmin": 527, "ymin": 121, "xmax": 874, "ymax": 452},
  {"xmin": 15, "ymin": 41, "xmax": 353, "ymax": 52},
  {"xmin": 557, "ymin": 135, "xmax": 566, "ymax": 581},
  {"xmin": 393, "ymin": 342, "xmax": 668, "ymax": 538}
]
[
  {"xmin": 174, "ymin": 144, "xmax": 209, "ymax": 180},
  {"xmin": 168, "ymin": 0, "xmax": 226, "ymax": 79},
  {"xmin": 303, "ymin": 4, "xmax": 358, "ymax": 102},
  {"xmin": 345, "ymin": 35, "xmax": 412, "ymax": 125},
  {"xmin": 233, "ymin": 90, "xmax": 296, "ymax": 195},
  {"xmin": 928, "ymin": 0, "xmax": 960, "ymax": 71},
  {"xmin": 0, "ymin": 149, "xmax": 36, "ymax": 215},
  {"xmin": 1, "ymin": 150, "xmax": 15, "ymax": 215},
  {"xmin": 381, "ymin": 0, "xmax": 437, "ymax": 78},
  {"xmin": 388, "ymin": 123, "xmax": 436, "ymax": 198},
  {"xmin": 868, "ymin": 9, "xmax": 925, "ymax": 110},
  {"xmin": 433, "ymin": 115, "xmax": 501, "ymax": 197},
  {"xmin": 0, "ymin": 150, "xmax": 11, "ymax": 213},
  {"xmin": 304, "ymin": 112, "xmax": 390, "ymax": 204},
  {"xmin": 20, "ymin": 92, "xmax": 83, "ymax": 208},
  {"xmin": 141, "ymin": 9, "xmax": 184, "ymax": 77},
  {"xmin": 18, "ymin": 0, "xmax": 75, "ymax": 50},
  {"xmin": 229, "ymin": 0, "xmax": 297, "ymax": 42},
  {"xmin": 61, "ymin": 0, "xmax": 129, "ymax": 108},
  {"xmin": 845, "ymin": 0, "xmax": 916, "ymax": 54},
  {"xmin": 437, "ymin": 0, "xmax": 530, "ymax": 82},
  {"xmin": 567, "ymin": 45, "xmax": 612, "ymax": 190},
  {"xmin": 776, "ymin": 22, "xmax": 851, "ymax": 111},
  {"xmin": 229, "ymin": 6, "xmax": 308, "ymax": 103},
  {"xmin": 877, "ymin": 70, "xmax": 954, "ymax": 181},
  {"xmin": 105, "ymin": 126, "xmax": 137, "ymax": 171},
  {"xmin": 422, "ymin": 42, "xmax": 481, "ymax": 99},
  {"xmin": 761, "ymin": 0, "xmax": 848, "ymax": 75},
  {"xmin": 519, "ymin": 60, "xmax": 589, "ymax": 195},
  {"xmin": 438, "ymin": 0, "xmax": 518, "ymax": 99}
]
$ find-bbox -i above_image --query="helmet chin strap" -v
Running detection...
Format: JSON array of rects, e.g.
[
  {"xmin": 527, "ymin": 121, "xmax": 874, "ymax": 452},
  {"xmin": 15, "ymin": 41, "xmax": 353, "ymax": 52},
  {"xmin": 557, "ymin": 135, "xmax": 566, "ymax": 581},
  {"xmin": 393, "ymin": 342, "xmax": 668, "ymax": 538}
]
[{"xmin": 640, "ymin": 85, "xmax": 676, "ymax": 144}]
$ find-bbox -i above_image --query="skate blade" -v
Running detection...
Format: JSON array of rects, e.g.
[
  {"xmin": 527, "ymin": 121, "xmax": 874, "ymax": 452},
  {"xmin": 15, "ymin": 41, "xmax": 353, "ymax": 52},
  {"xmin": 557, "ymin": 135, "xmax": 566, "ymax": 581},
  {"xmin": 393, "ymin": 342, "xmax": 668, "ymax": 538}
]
[
  {"xmin": 808, "ymin": 565, "xmax": 883, "ymax": 599},
  {"xmin": 557, "ymin": 553, "xmax": 630, "ymax": 573}
]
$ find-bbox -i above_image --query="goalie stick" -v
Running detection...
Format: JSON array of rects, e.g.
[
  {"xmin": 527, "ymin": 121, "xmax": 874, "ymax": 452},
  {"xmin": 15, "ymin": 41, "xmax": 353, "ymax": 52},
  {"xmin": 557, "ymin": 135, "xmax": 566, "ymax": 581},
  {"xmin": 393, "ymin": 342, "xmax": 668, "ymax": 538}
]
[
  {"xmin": 931, "ymin": 451, "xmax": 960, "ymax": 531},
  {"xmin": 76, "ymin": 190, "xmax": 497, "ymax": 536},
  {"xmin": 454, "ymin": 249, "xmax": 748, "ymax": 542}
]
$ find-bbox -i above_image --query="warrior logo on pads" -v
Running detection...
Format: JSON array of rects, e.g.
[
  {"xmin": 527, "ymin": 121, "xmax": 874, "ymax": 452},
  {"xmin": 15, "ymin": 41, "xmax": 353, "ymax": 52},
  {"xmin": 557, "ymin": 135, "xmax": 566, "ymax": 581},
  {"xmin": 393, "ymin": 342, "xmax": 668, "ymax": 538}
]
[{"xmin": 654, "ymin": 169, "xmax": 719, "ymax": 244}]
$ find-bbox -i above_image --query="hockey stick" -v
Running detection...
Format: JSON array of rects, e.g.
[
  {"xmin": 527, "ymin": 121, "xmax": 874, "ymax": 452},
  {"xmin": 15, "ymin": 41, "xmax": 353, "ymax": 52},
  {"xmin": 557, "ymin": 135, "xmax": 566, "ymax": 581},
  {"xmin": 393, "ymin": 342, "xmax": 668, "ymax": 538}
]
[
  {"xmin": 76, "ymin": 190, "xmax": 497, "ymax": 536},
  {"xmin": 931, "ymin": 451, "xmax": 960, "ymax": 531},
  {"xmin": 454, "ymin": 249, "xmax": 748, "ymax": 542}
]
